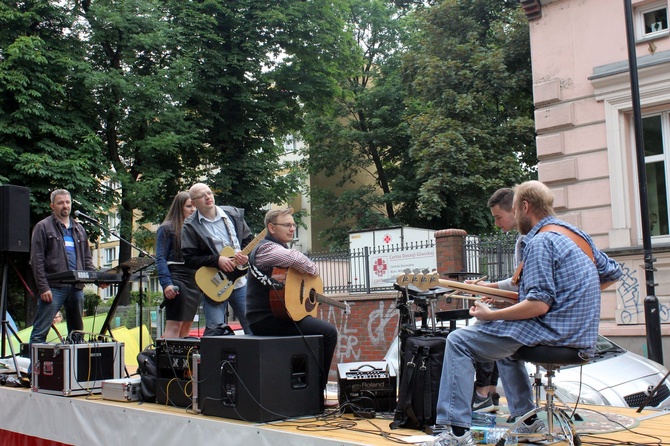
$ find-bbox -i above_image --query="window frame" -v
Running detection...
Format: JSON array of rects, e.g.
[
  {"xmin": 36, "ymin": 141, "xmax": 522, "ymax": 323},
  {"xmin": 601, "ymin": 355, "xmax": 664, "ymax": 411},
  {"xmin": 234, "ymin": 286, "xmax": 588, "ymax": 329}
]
[{"xmin": 636, "ymin": 1, "xmax": 670, "ymax": 41}]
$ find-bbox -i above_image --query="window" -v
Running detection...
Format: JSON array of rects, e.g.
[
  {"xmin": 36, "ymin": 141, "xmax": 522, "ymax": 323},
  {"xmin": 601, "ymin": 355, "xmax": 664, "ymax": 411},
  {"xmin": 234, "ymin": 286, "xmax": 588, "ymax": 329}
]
[
  {"xmin": 103, "ymin": 247, "xmax": 117, "ymax": 267},
  {"xmin": 637, "ymin": 2, "xmax": 669, "ymax": 40},
  {"xmin": 102, "ymin": 213, "xmax": 120, "ymax": 242},
  {"xmin": 643, "ymin": 113, "xmax": 670, "ymax": 236},
  {"xmin": 102, "ymin": 284, "xmax": 118, "ymax": 300}
]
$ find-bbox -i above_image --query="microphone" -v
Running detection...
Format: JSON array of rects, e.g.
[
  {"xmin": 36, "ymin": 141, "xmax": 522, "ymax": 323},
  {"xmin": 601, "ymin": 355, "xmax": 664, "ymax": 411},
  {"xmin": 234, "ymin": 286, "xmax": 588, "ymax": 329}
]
[
  {"xmin": 74, "ymin": 210, "xmax": 100, "ymax": 224},
  {"xmin": 159, "ymin": 286, "xmax": 179, "ymax": 309}
]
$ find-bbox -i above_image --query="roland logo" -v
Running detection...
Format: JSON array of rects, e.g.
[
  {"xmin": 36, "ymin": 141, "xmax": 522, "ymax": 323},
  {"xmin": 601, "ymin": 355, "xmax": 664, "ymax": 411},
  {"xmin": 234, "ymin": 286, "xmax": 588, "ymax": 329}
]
[
  {"xmin": 361, "ymin": 381, "xmax": 387, "ymax": 389},
  {"xmin": 89, "ymin": 353, "xmax": 102, "ymax": 357}
]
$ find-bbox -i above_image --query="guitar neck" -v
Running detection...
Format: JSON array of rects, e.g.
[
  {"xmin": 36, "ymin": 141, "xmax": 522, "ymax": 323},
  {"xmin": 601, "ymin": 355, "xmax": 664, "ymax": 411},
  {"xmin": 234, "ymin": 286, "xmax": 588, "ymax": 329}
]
[
  {"xmin": 314, "ymin": 292, "xmax": 349, "ymax": 312},
  {"xmin": 241, "ymin": 228, "xmax": 268, "ymax": 256}
]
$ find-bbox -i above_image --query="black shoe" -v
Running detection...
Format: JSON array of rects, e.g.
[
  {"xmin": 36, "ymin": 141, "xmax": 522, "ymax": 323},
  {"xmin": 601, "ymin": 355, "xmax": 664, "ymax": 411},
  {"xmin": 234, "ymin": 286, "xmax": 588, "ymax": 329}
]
[
  {"xmin": 491, "ymin": 392, "xmax": 500, "ymax": 409},
  {"xmin": 425, "ymin": 424, "xmax": 449, "ymax": 435}
]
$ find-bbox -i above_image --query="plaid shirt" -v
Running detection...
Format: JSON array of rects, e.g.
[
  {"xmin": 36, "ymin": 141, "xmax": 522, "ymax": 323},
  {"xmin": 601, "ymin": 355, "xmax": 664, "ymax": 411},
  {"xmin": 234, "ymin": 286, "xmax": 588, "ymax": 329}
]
[
  {"xmin": 253, "ymin": 241, "xmax": 318, "ymax": 276},
  {"xmin": 478, "ymin": 216, "xmax": 622, "ymax": 357}
]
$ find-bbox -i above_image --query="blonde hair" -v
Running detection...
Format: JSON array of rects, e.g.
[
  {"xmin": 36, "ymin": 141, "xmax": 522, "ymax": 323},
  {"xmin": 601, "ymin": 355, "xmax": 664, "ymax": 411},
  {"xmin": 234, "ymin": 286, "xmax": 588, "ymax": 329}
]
[
  {"xmin": 513, "ymin": 181, "xmax": 555, "ymax": 218},
  {"xmin": 264, "ymin": 208, "xmax": 294, "ymax": 227}
]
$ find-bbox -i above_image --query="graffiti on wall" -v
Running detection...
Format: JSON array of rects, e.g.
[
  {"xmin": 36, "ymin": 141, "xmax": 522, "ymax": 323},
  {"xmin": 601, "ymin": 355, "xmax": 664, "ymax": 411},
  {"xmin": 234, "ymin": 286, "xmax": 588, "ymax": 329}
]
[
  {"xmin": 323, "ymin": 301, "xmax": 399, "ymax": 364},
  {"xmin": 617, "ymin": 262, "xmax": 670, "ymax": 324}
]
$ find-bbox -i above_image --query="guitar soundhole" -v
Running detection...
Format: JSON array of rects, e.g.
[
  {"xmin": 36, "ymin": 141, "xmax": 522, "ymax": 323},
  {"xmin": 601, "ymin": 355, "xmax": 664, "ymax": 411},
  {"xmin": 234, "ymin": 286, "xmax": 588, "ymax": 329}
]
[{"xmin": 305, "ymin": 288, "xmax": 317, "ymax": 313}]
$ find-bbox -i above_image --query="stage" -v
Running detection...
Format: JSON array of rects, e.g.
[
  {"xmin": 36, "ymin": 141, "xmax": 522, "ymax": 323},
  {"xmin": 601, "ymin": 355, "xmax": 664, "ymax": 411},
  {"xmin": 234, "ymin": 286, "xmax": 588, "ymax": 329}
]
[{"xmin": 1, "ymin": 385, "xmax": 670, "ymax": 446}]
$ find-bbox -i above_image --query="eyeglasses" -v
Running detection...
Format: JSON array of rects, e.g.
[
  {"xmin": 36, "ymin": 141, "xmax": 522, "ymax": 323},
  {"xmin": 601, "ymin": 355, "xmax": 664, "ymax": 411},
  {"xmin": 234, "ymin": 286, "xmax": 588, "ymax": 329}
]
[{"xmin": 273, "ymin": 222, "xmax": 297, "ymax": 229}]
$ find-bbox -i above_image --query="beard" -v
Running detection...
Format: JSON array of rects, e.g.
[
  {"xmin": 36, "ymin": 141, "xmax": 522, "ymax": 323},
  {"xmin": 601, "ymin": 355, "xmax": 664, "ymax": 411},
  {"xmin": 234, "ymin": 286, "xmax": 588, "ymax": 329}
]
[
  {"xmin": 517, "ymin": 214, "xmax": 533, "ymax": 235},
  {"xmin": 57, "ymin": 208, "xmax": 70, "ymax": 218}
]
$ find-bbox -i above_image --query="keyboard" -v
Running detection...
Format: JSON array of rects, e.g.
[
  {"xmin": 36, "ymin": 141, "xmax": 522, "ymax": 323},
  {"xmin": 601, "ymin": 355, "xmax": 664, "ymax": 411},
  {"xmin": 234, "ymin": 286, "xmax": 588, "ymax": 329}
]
[{"xmin": 47, "ymin": 270, "xmax": 125, "ymax": 284}]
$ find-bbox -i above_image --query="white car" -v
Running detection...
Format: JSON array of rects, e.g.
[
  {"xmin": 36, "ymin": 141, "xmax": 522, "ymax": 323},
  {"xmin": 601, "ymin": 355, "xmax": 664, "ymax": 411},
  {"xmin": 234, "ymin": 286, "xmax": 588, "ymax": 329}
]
[{"xmin": 384, "ymin": 333, "xmax": 670, "ymax": 410}]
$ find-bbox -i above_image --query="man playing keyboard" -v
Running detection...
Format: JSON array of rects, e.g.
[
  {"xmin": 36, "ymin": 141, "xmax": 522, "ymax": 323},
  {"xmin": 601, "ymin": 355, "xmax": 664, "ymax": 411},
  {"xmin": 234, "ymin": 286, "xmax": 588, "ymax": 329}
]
[{"xmin": 29, "ymin": 189, "xmax": 107, "ymax": 348}]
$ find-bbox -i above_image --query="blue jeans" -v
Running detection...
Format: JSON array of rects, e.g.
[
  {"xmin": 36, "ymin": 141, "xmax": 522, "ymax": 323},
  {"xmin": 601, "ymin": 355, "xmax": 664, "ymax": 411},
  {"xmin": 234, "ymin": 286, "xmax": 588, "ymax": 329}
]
[
  {"xmin": 435, "ymin": 325, "xmax": 535, "ymax": 428},
  {"xmin": 202, "ymin": 285, "xmax": 252, "ymax": 334},
  {"xmin": 29, "ymin": 285, "xmax": 84, "ymax": 345}
]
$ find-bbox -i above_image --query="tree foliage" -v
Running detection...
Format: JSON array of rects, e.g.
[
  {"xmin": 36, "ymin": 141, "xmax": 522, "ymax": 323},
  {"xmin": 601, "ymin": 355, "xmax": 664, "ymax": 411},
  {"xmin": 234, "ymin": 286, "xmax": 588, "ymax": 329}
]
[
  {"xmin": 0, "ymin": 0, "xmax": 113, "ymax": 219},
  {"xmin": 303, "ymin": 0, "xmax": 535, "ymax": 249},
  {"xmin": 303, "ymin": 0, "xmax": 412, "ymax": 249},
  {"xmin": 404, "ymin": 0, "xmax": 536, "ymax": 233},
  {"xmin": 0, "ymin": 0, "xmax": 356, "ymax": 254}
]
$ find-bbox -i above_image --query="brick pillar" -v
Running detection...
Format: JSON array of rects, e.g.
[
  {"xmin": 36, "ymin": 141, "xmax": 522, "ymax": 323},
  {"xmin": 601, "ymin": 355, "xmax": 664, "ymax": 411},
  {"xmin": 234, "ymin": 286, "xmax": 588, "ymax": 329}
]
[{"xmin": 434, "ymin": 229, "xmax": 468, "ymax": 276}]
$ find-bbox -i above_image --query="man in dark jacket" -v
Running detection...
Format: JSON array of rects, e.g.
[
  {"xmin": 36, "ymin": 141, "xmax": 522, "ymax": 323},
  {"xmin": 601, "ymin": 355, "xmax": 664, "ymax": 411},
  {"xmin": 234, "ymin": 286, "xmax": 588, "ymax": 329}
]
[
  {"xmin": 181, "ymin": 183, "xmax": 253, "ymax": 333},
  {"xmin": 29, "ymin": 189, "xmax": 105, "ymax": 346}
]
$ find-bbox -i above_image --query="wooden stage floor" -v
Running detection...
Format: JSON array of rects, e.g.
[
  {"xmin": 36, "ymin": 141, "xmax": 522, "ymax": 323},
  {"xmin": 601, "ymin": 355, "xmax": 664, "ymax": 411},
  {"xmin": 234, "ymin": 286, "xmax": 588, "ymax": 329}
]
[{"xmin": 1, "ymin": 384, "xmax": 669, "ymax": 446}]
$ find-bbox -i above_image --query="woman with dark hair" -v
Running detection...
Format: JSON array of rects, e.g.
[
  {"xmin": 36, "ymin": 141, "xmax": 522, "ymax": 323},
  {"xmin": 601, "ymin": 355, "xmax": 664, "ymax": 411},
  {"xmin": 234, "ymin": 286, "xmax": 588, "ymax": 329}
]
[{"xmin": 156, "ymin": 191, "xmax": 198, "ymax": 338}]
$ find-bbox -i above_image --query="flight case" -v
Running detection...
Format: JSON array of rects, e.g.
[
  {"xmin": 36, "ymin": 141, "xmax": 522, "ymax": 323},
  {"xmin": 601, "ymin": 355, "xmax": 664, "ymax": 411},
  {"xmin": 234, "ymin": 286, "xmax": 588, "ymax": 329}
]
[{"xmin": 31, "ymin": 342, "xmax": 125, "ymax": 396}]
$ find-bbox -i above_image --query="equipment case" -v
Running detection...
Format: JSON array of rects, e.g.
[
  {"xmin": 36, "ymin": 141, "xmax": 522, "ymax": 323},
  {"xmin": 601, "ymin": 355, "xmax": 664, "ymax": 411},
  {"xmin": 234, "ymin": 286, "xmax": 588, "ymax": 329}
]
[
  {"xmin": 31, "ymin": 342, "xmax": 125, "ymax": 396},
  {"xmin": 102, "ymin": 377, "xmax": 141, "ymax": 402}
]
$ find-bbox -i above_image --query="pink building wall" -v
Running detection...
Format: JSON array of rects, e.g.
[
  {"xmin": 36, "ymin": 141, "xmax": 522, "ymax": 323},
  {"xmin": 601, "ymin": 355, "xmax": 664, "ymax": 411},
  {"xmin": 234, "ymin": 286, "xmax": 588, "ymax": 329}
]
[{"xmin": 523, "ymin": 0, "xmax": 670, "ymax": 358}]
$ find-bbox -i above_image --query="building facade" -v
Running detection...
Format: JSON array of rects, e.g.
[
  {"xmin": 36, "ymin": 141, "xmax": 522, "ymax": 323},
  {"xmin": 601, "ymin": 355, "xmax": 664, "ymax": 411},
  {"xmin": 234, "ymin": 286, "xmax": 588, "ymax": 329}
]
[{"xmin": 523, "ymin": 0, "xmax": 670, "ymax": 357}]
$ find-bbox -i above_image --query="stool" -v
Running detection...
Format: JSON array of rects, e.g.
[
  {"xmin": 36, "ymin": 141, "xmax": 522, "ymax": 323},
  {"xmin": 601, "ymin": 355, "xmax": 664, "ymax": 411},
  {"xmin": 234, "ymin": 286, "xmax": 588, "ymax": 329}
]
[{"xmin": 501, "ymin": 345, "xmax": 589, "ymax": 446}]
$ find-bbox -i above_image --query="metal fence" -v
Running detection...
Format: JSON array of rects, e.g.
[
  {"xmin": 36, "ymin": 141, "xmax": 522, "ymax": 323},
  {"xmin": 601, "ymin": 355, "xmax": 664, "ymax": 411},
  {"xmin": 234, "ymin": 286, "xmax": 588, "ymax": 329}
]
[
  {"xmin": 309, "ymin": 240, "xmax": 436, "ymax": 294},
  {"xmin": 463, "ymin": 232, "xmax": 518, "ymax": 283},
  {"xmin": 310, "ymin": 234, "xmax": 516, "ymax": 294}
]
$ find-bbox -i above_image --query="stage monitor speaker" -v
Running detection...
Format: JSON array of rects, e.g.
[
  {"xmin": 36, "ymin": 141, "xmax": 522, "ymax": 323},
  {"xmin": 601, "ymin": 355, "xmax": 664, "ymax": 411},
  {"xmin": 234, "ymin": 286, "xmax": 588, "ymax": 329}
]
[
  {"xmin": 0, "ymin": 185, "xmax": 30, "ymax": 253},
  {"xmin": 199, "ymin": 335, "xmax": 323, "ymax": 422}
]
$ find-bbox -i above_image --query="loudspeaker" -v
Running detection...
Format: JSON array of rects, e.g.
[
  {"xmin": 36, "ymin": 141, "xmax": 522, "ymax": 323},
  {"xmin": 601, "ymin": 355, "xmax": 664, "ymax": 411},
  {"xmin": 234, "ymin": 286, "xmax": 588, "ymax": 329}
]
[
  {"xmin": 0, "ymin": 185, "xmax": 30, "ymax": 253},
  {"xmin": 199, "ymin": 335, "xmax": 323, "ymax": 422}
]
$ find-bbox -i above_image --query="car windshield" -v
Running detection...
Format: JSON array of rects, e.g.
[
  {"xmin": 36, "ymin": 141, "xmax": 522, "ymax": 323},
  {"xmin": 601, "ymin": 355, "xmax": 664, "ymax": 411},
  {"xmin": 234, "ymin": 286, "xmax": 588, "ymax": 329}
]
[{"xmin": 594, "ymin": 335, "xmax": 626, "ymax": 355}]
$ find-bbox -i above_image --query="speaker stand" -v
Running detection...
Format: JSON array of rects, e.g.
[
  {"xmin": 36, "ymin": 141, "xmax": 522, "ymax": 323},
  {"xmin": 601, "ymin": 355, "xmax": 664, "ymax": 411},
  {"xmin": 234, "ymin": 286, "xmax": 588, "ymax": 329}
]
[{"xmin": 0, "ymin": 254, "xmax": 27, "ymax": 383}]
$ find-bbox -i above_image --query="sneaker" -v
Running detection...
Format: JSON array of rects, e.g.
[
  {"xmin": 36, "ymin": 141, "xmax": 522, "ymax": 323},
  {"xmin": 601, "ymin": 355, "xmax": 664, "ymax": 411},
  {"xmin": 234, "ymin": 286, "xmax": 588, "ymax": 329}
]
[
  {"xmin": 434, "ymin": 430, "xmax": 476, "ymax": 446},
  {"xmin": 472, "ymin": 393, "xmax": 496, "ymax": 413},
  {"xmin": 514, "ymin": 419, "xmax": 546, "ymax": 443}
]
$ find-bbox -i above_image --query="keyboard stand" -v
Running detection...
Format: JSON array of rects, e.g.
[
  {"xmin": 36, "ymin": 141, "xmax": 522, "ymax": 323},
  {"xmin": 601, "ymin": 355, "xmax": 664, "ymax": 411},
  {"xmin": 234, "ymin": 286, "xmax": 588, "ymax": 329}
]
[{"xmin": 99, "ymin": 256, "xmax": 155, "ymax": 339}]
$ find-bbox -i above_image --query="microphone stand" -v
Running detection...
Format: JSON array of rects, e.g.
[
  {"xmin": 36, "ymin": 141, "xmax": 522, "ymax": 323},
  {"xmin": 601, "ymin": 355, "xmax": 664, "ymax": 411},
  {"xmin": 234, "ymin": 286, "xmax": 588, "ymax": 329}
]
[{"xmin": 75, "ymin": 213, "xmax": 155, "ymax": 351}]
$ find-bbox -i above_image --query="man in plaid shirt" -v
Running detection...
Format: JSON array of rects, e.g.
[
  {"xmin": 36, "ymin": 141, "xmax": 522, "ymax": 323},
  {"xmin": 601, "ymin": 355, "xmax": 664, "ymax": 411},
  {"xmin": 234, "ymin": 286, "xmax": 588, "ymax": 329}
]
[
  {"xmin": 245, "ymin": 208, "xmax": 338, "ymax": 397},
  {"xmin": 432, "ymin": 181, "xmax": 622, "ymax": 446}
]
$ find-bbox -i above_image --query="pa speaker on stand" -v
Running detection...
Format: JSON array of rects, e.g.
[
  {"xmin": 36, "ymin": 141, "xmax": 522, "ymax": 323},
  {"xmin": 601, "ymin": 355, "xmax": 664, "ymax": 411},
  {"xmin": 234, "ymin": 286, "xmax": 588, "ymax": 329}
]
[
  {"xmin": 0, "ymin": 185, "xmax": 30, "ymax": 384},
  {"xmin": 0, "ymin": 185, "xmax": 30, "ymax": 254}
]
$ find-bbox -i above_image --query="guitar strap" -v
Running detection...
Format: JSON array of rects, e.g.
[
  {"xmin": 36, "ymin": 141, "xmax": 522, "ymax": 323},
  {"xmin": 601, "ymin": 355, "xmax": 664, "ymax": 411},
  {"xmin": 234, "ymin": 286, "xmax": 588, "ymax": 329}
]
[
  {"xmin": 511, "ymin": 224, "xmax": 595, "ymax": 286},
  {"xmin": 220, "ymin": 211, "xmax": 241, "ymax": 251},
  {"xmin": 248, "ymin": 263, "xmax": 284, "ymax": 289}
]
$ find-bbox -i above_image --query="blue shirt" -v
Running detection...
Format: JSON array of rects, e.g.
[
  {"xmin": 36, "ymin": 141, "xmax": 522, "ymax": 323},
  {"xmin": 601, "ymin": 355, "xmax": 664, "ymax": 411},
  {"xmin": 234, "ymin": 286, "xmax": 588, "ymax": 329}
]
[
  {"xmin": 478, "ymin": 216, "xmax": 623, "ymax": 357},
  {"xmin": 62, "ymin": 223, "xmax": 77, "ymax": 271}
]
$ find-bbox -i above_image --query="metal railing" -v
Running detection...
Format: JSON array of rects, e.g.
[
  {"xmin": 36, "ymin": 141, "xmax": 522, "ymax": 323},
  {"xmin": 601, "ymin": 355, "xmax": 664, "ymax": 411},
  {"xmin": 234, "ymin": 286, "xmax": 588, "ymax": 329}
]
[
  {"xmin": 310, "ymin": 240, "xmax": 436, "ymax": 294},
  {"xmin": 463, "ymin": 232, "xmax": 517, "ymax": 282},
  {"xmin": 310, "ymin": 233, "xmax": 517, "ymax": 294}
]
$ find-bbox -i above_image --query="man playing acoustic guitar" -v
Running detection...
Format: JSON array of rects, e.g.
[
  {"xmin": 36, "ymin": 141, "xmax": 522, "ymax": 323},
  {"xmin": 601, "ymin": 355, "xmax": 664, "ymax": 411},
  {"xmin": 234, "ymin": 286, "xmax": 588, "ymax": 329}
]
[
  {"xmin": 246, "ymin": 208, "xmax": 338, "ymax": 400},
  {"xmin": 181, "ymin": 183, "xmax": 254, "ymax": 334}
]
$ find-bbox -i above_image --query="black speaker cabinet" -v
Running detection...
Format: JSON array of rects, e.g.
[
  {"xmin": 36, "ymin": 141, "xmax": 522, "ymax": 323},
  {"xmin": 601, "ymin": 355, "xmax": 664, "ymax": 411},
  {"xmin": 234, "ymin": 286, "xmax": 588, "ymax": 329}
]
[
  {"xmin": 0, "ymin": 185, "xmax": 30, "ymax": 253},
  {"xmin": 199, "ymin": 335, "xmax": 323, "ymax": 422}
]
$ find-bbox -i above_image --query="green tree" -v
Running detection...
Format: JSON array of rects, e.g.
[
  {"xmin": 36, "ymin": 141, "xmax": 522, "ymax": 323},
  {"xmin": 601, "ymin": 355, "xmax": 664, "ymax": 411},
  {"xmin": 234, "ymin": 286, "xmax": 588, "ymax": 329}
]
[
  {"xmin": 405, "ymin": 0, "xmax": 536, "ymax": 233},
  {"xmin": 167, "ymin": 0, "xmax": 356, "ymax": 229},
  {"xmin": 303, "ymin": 0, "xmax": 412, "ymax": 249},
  {"xmin": 78, "ymin": 0, "xmax": 201, "ymax": 263},
  {"xmin": 0, "ymin": 0, "xmax": 112, "ymax": 218}
]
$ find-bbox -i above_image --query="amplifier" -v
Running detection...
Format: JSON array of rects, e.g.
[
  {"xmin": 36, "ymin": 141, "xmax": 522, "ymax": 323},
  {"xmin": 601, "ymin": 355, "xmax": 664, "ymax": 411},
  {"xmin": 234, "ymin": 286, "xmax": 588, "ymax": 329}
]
[
  {"xmin": 337, "ymin": 361, "xmax": 397, "ymax": 412},
  {"xmin": 155, "ymin": 338, "xmax": 200, "ymax": 407},
  {"xmin": 31, "ymin": 342, "xmax": 124, "ymax": 396}
]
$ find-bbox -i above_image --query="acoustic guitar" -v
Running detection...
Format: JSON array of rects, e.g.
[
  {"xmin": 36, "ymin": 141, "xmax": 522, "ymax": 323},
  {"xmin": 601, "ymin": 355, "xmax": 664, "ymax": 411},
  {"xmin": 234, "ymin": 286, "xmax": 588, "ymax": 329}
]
[
  {"xmin": 270, "ymin": 267, "xmax": 351, "ymax": 321},
  {"xmin": 396, "ymin": 272, "xmax": 519, "ymax": 304},
  {"xmin": 195, "ymin": 228, "xmax": 268, "ymax": 302}
]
